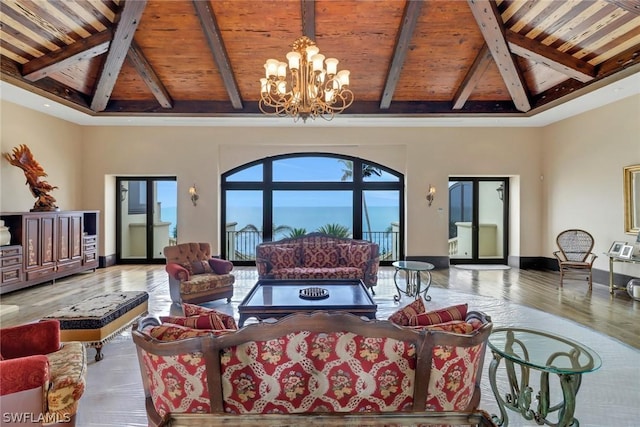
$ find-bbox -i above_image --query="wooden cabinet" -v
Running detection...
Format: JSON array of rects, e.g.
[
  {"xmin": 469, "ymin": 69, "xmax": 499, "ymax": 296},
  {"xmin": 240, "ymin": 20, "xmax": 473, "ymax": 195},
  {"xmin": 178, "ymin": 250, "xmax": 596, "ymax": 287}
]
[{"xmin": 0, "ymin": 211, "xmax": 99, "ymax": 294}]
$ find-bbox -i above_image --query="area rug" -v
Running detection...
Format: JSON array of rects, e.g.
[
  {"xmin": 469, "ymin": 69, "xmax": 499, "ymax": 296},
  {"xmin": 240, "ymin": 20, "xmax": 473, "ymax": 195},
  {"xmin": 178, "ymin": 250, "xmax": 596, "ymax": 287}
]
[
  {"xmin": 76, "ymin": 286, "xmax": 638, "ymax": 427},
  {"xmin": 454, "ymin": 264, "xmax": 511, "ymax": 271}
]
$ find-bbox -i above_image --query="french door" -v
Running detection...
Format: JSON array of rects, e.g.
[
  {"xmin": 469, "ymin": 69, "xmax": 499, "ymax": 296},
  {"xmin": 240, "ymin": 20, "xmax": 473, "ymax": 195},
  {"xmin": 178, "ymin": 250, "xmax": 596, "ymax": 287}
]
[
  {"xmin": 448, "ymin": 178, "xmax": 508, "ymax": 264},
  {"xmin": 116, "ymin": 177, "xmax": 177, "ymax": 264}
]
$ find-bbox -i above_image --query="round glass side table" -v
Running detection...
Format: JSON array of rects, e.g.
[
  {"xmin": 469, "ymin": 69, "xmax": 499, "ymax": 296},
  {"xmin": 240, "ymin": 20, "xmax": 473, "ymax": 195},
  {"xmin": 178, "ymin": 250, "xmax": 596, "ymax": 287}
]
[
  {"xmin": 488, "ymin": 327, "xmax": 601, "ymax": 427},
  {"xmin": 391, "ymin": 260, "xmax": 434, "ymax": 301}
]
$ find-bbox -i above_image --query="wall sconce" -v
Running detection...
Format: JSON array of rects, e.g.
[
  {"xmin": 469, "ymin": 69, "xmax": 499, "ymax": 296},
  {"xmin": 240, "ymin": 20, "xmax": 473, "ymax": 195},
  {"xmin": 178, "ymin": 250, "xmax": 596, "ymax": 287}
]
[
  {"xmin": 426, "ymin": 185, "xmax": 436, "ymax": 206},
  {"xmin": 496, "ymin": 183, "xmax": 505, "ymax": 201},
  {"xmin": 189, "ymin": 184, "xmax": 199, "ymax": 206},
  {"xmin": 120, "ymin": 184, "xmax": 128, "ymax": 202}
]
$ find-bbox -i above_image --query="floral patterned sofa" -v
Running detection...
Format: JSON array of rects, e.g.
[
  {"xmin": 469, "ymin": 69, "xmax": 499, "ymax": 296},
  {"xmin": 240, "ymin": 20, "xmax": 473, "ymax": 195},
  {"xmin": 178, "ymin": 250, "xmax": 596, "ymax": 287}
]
[
  {"xmin": 132, "ymin": 305, "xmax": 492, "ymax": 426},
  {"xmin": 255, "ymin": 233, "xmax": 380, "ymax": 293}
]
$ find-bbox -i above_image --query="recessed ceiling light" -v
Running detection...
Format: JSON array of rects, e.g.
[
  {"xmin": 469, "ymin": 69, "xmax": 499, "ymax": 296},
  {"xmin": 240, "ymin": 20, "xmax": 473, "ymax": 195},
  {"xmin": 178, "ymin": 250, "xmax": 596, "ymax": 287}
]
[{"xmin": 43, "ymin": 103, "xmax": 51, "ymax": 107}]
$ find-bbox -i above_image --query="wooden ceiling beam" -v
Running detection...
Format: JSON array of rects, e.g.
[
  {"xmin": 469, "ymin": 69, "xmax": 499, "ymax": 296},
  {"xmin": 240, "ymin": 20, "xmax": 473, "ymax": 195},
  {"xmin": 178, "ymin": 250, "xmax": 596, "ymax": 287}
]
[
  {"xmin": 605, "ymin": 1, "xmax": 640, "ymax": 15},
  {"xmin": 192, "ymin": 0, "xmax": 243, "ymax": 110},
  {"xmin": 126, "ymin": 41, "xmax": 173, "ymax": 108},
  {"xmin": 597, "ymin": 44, "xmax": 640, "ymax": 77},
  {"xmin": 453, "ymin": 44, "xmax": 493, "ymax": 110},
  {"xmin": 506, "ymin": 30, "xmax": 595, "ymax": 83},
  {"xmin": 101, "ymin": 100, "xmax": 521, "ymax": 116},
  {"xmin": 380, "ymin": 0, "xmax": 423, "ymax": 110},
  {"xmin": 302, "ymin": 0, "xmax": 316, "ymax": 40},
  {"xmin": 467, "ymin": 0, "xmax": 531, "ymax": 112},
  {"xmin": 2, "ymin": 57, "xmax": 91, "ymax": 110},
  {"xmin": 90, "ymin": 0, "xmax": 147, "ymax": 112},
  {"xmin": 22, "ymin": 30, "xmax": 113, "ymax": 82}
]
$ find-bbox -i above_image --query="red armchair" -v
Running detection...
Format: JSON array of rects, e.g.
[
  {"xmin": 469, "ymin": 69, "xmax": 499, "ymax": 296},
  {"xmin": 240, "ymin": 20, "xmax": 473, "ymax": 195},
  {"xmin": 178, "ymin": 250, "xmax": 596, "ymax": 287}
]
[
  {"xmin": 0, "ymin": 320, "xmax": 87, "ymax": 426},
  {"xmin": 163, "ymin": 242, "xmax": 235, "ymax": 304}
]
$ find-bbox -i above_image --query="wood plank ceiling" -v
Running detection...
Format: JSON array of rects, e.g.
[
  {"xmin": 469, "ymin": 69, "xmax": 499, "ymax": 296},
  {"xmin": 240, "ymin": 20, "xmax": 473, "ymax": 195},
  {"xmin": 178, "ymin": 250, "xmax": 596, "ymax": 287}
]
[{"xmin": 1, "ymin": 0, "xmax": 639, "ymax": 120}]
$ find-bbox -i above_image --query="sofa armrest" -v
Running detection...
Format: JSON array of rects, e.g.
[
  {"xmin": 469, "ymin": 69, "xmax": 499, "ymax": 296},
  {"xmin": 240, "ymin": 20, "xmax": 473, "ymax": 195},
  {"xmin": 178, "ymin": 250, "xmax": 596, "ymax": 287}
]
[
  {"xmin": 0, "ymin": 356, "xmax": 49, "ymax": 395},
  {"xmin": 255, "ymin": 257, "xmax": 273, "ymax": 276},
  {"xmin": 0, "ymin": 320, "xmax": 61, "ymax": 359},
  {"xmin": 166, "ymin": 263, "xmax": 190, "ymax": 281},
  {"xmin": 208, "ymin": 258, "xmax": 233, "ymax": 275}
]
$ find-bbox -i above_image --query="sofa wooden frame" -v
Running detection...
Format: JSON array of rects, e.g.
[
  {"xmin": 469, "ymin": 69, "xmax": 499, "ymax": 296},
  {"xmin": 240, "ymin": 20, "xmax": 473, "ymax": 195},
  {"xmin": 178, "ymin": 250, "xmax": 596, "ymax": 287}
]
[{"xmin": 133, "ymin": 311, "xmax": 492, "ymax": 427}]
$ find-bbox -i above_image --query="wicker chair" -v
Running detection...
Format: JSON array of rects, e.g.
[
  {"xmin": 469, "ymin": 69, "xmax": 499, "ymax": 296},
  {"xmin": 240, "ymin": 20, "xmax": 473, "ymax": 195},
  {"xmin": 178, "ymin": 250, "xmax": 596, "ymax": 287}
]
[{"xmin": 553, "ymin": 229, "xmax": 597, "ymax": 289}]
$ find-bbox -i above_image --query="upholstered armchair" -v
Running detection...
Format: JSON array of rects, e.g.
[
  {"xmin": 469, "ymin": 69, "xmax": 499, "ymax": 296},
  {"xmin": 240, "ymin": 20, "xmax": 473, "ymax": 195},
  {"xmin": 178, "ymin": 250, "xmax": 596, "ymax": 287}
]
[
  {"xmin": 163, "ymin": 242, "xmax": 235, "ymax": 304},
  {"xmin": 0, "ymin": 320, "xmax": 87, "ymax": 427}
]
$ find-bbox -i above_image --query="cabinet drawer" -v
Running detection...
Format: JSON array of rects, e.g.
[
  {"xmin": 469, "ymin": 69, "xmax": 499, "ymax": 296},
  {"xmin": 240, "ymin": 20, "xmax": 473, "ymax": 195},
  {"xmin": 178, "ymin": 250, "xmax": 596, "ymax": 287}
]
[
  {"xmin": 26, "ymin": 267, "xmax": 56, "ymax": 281},
  {"xmin": 0, "ymin": 255, "xmax": 22, "ymax": 268},
  {"xmin": 57, "ymin": 260, "xmax": 82, "ymax": 273},
  {"xmin": 1, "ymin": 267, "xmax": 22, "ymax": 284},
  {"xmin": 84, "ymin": 251, "xmax": 97, "ymax": 262},
  {"xmin": 0, "ymin": 246, "xmax": 22, "ymax": 257}
]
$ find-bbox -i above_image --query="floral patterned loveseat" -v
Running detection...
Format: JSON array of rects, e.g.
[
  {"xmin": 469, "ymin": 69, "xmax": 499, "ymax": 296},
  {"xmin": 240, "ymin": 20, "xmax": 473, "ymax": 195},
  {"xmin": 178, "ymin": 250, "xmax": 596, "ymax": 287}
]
[
  {"xmin": 132, "ymin": 308, "xmax": 492, "ymax": 426},
  {"xmin": 255, "ymin": 233, "xmax": 380, "ymax": 293}
]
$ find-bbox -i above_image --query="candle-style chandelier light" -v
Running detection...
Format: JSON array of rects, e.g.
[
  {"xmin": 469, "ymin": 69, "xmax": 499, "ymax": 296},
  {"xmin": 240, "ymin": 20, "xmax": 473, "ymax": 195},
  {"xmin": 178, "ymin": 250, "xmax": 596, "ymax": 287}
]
[{"xmin": 259, "ymin": 36, "xmax": 354, "ymax": 123}]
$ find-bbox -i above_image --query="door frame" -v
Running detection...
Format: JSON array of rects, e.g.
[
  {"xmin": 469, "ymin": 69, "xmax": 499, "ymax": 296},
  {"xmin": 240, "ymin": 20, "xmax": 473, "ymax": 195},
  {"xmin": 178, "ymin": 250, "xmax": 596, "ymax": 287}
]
[
  {"xmin": 449, "ymin": 177, "xmax": 509, "ymax": 265},
  {"xmin": 116, "ymin": 176, "xmax": 176, "ymax": 264}
]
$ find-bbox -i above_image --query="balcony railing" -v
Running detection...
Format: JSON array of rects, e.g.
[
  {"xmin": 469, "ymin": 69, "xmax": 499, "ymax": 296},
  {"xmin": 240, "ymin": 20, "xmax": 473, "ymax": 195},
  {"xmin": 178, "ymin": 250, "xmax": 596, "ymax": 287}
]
[{"xmin": 225, "ymin": 230, "xmax": 400, "ymax": 262}]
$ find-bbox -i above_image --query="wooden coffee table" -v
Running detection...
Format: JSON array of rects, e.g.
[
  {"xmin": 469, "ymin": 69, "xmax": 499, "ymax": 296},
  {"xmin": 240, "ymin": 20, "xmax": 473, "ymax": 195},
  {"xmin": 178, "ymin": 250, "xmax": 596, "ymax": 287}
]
[{"xmin": 238, "ymin": 279, "xmax": 377, "ymax": 327}]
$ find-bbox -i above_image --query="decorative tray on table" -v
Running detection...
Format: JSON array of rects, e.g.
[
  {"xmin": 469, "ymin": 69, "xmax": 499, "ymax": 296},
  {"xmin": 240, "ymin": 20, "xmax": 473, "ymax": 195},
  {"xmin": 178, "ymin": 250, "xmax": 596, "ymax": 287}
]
[{"xmin": 299, "ymin": 287, "xmax": 329, "ymax": 300}]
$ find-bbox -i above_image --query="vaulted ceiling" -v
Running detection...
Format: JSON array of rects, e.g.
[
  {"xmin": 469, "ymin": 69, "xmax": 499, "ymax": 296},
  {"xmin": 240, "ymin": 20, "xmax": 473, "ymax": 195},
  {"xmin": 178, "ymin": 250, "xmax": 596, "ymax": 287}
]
[{"xmin": 1, "ymin": 0, "xmax": 639, "ymax": 123}]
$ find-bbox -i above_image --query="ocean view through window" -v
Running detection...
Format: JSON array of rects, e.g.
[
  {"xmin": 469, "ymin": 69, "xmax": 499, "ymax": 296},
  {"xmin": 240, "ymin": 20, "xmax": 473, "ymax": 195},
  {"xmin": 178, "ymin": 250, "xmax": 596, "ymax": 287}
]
[{"xmin": 222, "ymin": 154, "xmax": 404, "ymax": 265}]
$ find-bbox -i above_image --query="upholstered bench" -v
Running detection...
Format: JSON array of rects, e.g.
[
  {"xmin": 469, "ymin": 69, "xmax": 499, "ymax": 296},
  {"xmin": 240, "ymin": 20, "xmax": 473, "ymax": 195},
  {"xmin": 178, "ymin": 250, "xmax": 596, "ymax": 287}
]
[{"xmin": 44, "ymin": 291, "xmax": 149, "ymax": 361}]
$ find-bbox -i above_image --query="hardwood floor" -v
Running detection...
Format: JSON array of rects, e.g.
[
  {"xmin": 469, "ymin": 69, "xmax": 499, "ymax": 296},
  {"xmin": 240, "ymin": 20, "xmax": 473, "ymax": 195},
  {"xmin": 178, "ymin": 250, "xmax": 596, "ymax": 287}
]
[
  {"xmin": 1, "ymin": 264, "xmax": 638, "ymax": 349},
  {"xmin": 1, "ymin": 264, "xmax": 638, "ymax": 427}
]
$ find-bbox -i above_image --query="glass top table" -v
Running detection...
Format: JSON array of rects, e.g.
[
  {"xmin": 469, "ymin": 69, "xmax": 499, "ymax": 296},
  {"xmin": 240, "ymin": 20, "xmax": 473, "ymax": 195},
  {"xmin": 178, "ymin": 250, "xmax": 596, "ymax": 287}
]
[
  {"xmin": 487, "ymin": 327, "xmax": 601, "ymax": 427},
  {"xmin": 391, "ymin": 261, "xmax": 435, "ymax": 302}
]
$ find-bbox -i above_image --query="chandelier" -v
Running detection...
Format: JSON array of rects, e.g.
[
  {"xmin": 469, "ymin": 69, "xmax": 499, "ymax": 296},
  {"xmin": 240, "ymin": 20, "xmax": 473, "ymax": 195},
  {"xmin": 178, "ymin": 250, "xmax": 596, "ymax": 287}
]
[{"xmin": 259, "ymin": 36, "xmax": 354, "ymax": 122}]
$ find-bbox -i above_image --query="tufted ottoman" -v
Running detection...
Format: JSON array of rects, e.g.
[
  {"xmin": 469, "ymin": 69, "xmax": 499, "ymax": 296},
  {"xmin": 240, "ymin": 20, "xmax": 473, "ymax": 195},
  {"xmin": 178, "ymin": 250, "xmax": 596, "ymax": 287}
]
[{"xmin": 44, "ymin": 291, "xmax": 149, "ymax": 361}]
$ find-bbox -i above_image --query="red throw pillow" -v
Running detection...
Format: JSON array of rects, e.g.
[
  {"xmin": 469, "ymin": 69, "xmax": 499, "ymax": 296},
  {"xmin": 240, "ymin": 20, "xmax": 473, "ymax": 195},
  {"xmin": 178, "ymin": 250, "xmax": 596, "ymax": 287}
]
[
  {"xmin": 191, "ymin": 260, "xmax": 213, "ymax": 275},
  {"xmin": 408, "ymin": 303, "xmax": 468, "ymax": 326},
  {"xmin": 208, "ymin": 258, "xmax": 233, "ymax": 274},
  {"xmin": 162, "ymin": 311, "xmax": 237, "ymax": 330},
  {"xmin": 148, "ymin": 324, "xmax": 233, "ymax": 341},
  {"xmin": 388, "ymin": 298, "xmax": 426, "ymax": 326}
]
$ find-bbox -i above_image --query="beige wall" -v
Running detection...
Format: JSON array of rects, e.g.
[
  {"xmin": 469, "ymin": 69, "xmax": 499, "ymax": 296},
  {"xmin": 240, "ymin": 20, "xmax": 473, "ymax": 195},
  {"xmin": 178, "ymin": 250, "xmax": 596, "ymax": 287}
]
[
  {"xmin": 0, "ymin": 102, "xmax": 83, "ymax": 213},
  {"xmin": 542, "ymin": 94, "xmax": 640, "ymax": 274},
  {"xmin": 1, "ymin": 94, "xmax": 639, "ymax": 279}
]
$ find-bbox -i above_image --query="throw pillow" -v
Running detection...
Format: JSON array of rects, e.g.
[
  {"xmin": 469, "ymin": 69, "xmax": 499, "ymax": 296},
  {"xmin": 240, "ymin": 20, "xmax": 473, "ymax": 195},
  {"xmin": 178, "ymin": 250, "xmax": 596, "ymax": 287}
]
[
  {"xmin": 409, "ymin": 320, "xmax": 475, "ymax": 335},
  {"xmin": 208, "ymin": 258, "xmax": 234, "ymax": 275},
  {"xmin": 182, "ymin": 302, "xmax": 210, "ymax": 317},
  {"xmin": 161, "ymin": 312, "xmax": 237, "ymax": 330},
  {"xmin": 408, "ymin": 303, "xmax": 468, "ymax": 326},
  {"xmin": 190, "ymin": 260, "xmax": 213, "ymax": 275},
  {"xmin": 388, "ymin": 298, "xmax": 426, "ymax": 326},
  {"xmin": 149, "ymin": 323, "xmax": 234, "ymax": 341}
]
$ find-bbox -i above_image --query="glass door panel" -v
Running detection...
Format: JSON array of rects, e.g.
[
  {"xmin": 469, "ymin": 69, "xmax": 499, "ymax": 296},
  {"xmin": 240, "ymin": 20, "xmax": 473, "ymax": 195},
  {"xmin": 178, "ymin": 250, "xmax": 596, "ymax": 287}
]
[
  {"xmin": 363, "ymin": 190, "xmax": 400, "ymax": 262},
  {"xmin": 449, "ymin": 181, "xmax": 473, "ymax": 260},
  {"xmin": 225, "ymin": 190, "xmax": 263, "ymax": 261},
  {"xmin": 154, "ymin": 181, "xmax": 177, "ymax": 260},
  {"xmin": 120, "ymin": 180, "xmax": 147, "ymax": 260},
  {"xmin": 478, "ymin": 181, "xmax": 505, "ymax": 260}
]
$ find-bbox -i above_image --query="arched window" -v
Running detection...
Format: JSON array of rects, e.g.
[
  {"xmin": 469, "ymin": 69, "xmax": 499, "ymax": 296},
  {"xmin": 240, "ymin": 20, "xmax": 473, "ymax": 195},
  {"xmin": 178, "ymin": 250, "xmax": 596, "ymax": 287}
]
[{"xmin": 221, "ymin": 153, "xmax": 404, "ymax": 265}]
